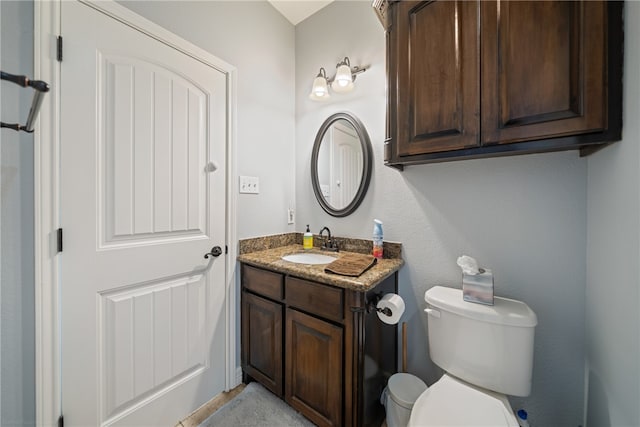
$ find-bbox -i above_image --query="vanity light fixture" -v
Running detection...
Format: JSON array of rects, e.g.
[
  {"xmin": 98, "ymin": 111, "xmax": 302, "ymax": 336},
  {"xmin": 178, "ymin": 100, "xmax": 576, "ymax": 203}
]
[{"xmin": 308, "ymin": 56, "xmax": 367, "ymax": 101}]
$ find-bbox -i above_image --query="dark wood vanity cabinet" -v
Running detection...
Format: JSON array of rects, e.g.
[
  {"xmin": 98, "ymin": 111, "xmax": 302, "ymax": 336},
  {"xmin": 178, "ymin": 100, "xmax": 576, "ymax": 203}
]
[
  {"xmin": 241, "ymin": 263, "xmax": 398, "ymax": 427},
  {"xmin": 385, "ymin": 0, "xmax": 623, "ymax": 167}
]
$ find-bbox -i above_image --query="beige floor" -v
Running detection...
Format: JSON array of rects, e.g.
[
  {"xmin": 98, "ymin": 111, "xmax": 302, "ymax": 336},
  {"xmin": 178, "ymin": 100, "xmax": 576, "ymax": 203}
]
[{"xmin": 175, "ymin": 384, "xmax": 246, "ymax": 427}]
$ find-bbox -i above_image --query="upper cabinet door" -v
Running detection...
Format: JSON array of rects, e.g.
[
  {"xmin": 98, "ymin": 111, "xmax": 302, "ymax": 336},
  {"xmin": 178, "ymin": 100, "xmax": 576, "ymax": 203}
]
[
  {"xmin": 390, "ymin": 0, "xmax": 480, "ymax": 157},
  {"xmin": 481, "ymin": 1, "xmax": 606, "ymax": 145}
]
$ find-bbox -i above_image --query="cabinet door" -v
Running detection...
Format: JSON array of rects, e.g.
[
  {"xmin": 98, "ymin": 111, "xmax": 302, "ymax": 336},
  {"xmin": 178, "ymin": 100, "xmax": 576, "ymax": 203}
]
[
  {"xmin": 241, "ymin": 291, "xmax": 283, "ymax": 396},
  {"xmin": 286, "ymin": 308, "xmax": 343, "ymax": 427},
  {"xmin": 481, "ymin": 1, "xmax": 606, "ymax": 145},
  {"xmin": 390, "ymin": 0, "xmax": 480, "ymax": 156}
]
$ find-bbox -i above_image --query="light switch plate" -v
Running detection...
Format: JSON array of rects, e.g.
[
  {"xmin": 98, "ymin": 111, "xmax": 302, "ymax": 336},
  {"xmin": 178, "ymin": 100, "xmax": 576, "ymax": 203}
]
[{"xmin": 239, "ymin": 176, "xmax": 259, "ymax": 194}]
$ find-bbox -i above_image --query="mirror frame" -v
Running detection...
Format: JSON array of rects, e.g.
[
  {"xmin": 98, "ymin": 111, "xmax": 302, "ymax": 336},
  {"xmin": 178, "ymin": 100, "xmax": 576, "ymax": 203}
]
[{"xmin": 311, "ymin": 112, "xmax": 373, "ymax": 217}]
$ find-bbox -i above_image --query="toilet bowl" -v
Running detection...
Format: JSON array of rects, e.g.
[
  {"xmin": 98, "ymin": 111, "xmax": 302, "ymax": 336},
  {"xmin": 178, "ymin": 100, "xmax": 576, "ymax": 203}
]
[
  {"xmin": 382, "ymin": 373, "xmax": 427, "ymax": 427},
  {"xmin": 384, "ymin": 286, "xmax": 537, "ymax": 427}
]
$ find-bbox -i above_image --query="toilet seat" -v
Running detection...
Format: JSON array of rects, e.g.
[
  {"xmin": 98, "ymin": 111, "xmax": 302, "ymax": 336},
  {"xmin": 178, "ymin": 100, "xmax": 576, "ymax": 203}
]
[{"xmin": 407, "ymin": 374, "xmax": 518, "ymax": 427}]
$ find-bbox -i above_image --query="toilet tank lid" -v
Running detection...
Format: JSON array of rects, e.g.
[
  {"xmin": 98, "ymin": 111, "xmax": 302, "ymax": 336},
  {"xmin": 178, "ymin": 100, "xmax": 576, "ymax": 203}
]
[{"xmin": 425, "ymin": 286, "xmax": 537, "ymax": 328}]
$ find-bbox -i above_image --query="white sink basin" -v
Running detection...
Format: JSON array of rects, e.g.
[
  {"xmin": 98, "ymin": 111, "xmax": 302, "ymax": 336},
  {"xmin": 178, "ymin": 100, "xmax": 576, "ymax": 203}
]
[{"xmin": 281, "ymin": 253, "xmax": 337, "ymax": 265}]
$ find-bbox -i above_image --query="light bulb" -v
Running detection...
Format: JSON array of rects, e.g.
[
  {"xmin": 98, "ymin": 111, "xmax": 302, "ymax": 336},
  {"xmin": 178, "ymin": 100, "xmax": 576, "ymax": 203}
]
[
  {"xmin": 334, "ymin": 64, "xmax": 352, "ymax": 87},
  {"xmin": 313, "ymin": 78, "xmax": 328, "ymax": 95},
  {"xmin": 309, "ymin": 69, "xmax": 330, "ymax": 101},
  {"xmin": 331, "ymin": 59, "xmax": 354, "ymax": 93}
]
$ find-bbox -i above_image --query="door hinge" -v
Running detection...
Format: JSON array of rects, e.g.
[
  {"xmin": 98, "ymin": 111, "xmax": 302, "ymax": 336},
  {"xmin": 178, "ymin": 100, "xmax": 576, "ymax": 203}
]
[
  {"xmin": 57, "ymin": 228, "xmax": 63, "ymax": 253},
  {"xmin": 56, "ymin": 36, "xmax": 63, "ymax": 62},
  {"xmin": 58, "ymin": 415, "xmax": 64, "ymax": 427}
]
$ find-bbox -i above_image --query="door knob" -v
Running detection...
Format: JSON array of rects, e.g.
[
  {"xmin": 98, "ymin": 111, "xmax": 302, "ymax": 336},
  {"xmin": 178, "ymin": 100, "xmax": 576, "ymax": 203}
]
[
  {"xmin": 204, "ymin": 246, "xmax": 223, "ymax": 259},
  {"xmin": 205, "ymin": 161, "xmax": 218, "ymax": 172}
]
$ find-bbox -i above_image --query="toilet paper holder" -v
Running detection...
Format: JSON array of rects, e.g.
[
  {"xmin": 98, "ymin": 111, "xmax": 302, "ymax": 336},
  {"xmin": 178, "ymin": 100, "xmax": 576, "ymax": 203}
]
[
  {"xmin": 352, "ymin": 292, "xmax": 405, "ymax": 325},
  {"xmin": 366, "ymin": 293, "xmax": 392, "ymax": 316},
  {"xmin": 349, "ymin": 293, "xmax": 391, "ymax": 316}
]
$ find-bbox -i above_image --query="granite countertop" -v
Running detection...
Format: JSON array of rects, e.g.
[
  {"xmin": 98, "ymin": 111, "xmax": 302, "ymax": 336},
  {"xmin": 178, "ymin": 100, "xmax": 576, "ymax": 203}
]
[{"xmin": 237, "ymin": 244, "xmax": 404, "ymax": 292}]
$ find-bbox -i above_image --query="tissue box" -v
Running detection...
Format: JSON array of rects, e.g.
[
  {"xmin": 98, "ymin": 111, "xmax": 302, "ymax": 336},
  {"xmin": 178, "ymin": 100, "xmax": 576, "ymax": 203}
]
[{"xmin": 462, "ymin": 269, "xmax": 494, "ymax": 306}]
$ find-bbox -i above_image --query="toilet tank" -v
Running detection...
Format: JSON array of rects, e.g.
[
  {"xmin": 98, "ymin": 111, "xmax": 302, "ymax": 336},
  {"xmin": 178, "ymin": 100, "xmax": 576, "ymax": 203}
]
[{"xmin": 424, "ymin": 286, "xmax": 537, "ymax": 397}]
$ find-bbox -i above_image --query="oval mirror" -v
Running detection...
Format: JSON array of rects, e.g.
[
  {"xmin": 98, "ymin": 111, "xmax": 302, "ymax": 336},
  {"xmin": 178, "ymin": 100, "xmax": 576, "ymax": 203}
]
[{"xmin": 311, "ymin": 112, "xmax": 372, "ymax": 217}]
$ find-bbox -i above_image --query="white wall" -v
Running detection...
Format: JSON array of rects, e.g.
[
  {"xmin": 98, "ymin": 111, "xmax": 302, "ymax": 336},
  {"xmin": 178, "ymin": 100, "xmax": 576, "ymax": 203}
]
[
  {"xmin": 585, "ymin": 2, "xmax": 640, "ymax": 426},
  {"xmin": 296, "ymin": 2, "xmax": 588, "ymax": 425},
  {"xmin": 119, "ymin": 1, "xmax": 296, "ymax": 240},
  {"xmin": 0, "ymin": 1, "xmax": 36, "ymax": 426}
]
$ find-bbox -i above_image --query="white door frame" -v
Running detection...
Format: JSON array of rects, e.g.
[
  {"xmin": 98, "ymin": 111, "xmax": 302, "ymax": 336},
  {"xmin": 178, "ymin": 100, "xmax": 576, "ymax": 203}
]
[{"xmin": 33, "ymin": 1, "xmax": 238, "ymax": 425}]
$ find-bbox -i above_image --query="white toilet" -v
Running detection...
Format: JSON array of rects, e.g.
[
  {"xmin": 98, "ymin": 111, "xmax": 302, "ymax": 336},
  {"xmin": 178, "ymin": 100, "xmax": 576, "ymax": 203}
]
[{"xmin": 385, "ymin": 285, "xmax": 537, "ymax": 426}]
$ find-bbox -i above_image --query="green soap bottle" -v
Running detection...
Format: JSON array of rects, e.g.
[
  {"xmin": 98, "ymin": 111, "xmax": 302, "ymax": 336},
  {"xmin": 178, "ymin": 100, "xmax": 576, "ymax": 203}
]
[{"xmin": 303, "ymin": 225, "xmax": 313, "ymax": 249}]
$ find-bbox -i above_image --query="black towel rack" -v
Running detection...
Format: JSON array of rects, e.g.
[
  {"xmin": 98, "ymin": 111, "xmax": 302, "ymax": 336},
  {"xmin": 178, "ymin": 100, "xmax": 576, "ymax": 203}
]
[{"xmin": 1, "ymin": 70, "xmax": 50, "ymax": 133}]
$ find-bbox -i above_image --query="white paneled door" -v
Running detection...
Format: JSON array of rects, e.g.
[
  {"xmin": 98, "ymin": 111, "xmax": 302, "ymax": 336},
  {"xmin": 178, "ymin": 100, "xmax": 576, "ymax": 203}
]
[{"xmin": 60, "ymin": 2, "xmax": 228, "ymax": 426}]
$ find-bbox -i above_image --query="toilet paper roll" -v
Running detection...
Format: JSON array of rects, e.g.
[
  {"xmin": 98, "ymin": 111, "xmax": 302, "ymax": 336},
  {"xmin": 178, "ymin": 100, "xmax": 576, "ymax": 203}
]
[{"xmin": 376, "ymin": 293, "xmax": 405, "ymax": 325}]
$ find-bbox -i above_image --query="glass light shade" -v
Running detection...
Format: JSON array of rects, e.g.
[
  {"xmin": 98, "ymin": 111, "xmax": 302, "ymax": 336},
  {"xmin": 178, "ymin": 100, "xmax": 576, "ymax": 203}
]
[
  {"xmin": 331, "ymin": 63, "xmax": 354, "ymax": 93},
  {"xmin": 309, "ymin": 75, "xmax": 330, "ymax": 101}
]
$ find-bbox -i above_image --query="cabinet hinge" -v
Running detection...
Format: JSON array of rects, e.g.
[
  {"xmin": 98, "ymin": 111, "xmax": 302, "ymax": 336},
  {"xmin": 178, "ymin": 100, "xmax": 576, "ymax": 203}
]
[
  {"xmin": 56, "ymin": 36, "xmax": 63, "ymax": 62},
  {"xmin": 58, "ymin": 415, "xmax": 64, "ymax": 427},
  {"xmin": 56, "ymin": 228, "xmax": 63, "ymax": 253}
]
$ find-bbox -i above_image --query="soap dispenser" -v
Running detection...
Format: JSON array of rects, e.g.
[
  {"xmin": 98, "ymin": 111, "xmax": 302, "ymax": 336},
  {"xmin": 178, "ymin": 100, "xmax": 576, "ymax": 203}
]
[{"xmin": 303, "ymin": 225, "xmax": 313, "ymax": 250}]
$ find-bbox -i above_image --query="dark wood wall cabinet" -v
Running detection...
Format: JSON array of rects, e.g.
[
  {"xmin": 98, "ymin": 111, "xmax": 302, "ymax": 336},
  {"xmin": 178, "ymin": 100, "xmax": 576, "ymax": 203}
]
[
  {"xmin": 241, "ymin": 264, "xmax": 398, "ymax": 427},
  {"xmin": 384, "ymin": 0, "xmax": 624, "ymax": 168}
]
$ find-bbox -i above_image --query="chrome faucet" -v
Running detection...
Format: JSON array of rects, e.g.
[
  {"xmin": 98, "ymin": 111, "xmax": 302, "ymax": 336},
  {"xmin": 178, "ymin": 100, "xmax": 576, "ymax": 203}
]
[{"xmin": 319, "ymin": 226, "xmax": 339, "ymax": 252}]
